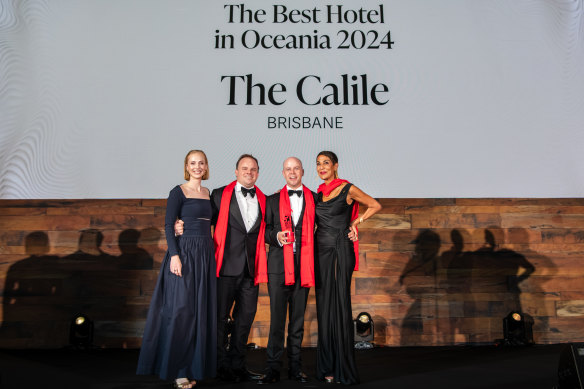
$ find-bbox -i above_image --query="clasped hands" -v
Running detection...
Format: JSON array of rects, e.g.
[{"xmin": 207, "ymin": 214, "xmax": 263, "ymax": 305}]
[{"xmin": 277, "ymin": 231, "xmax": 293, "ymax": 245}]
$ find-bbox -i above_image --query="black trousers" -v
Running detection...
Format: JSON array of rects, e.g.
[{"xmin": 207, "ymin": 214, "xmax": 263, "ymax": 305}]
[
  {"xmin": 217, "ymin": 273, "xmax": 259, "ymax": 371},
  {"xmin": 266, "ymin": 272, "xmax": 310, "ymax": 374}
]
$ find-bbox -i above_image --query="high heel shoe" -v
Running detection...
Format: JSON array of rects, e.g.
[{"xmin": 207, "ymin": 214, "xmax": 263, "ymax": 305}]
[{"xmin": 173, "ymin": 378, "xmax": 191, "ymax": 389}]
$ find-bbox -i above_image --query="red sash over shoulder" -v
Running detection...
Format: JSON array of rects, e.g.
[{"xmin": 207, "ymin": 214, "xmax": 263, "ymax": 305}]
[
  {"xmin": 317, "ymin": 179, "xmax": 360, "ymax": 271},
  {"xmin": 214, "ymin": 180, "xmax": 268, "ymax": 284},
  {"xmin": 279, "ymin": 185, "xmax": 315, "ymax": 287}
]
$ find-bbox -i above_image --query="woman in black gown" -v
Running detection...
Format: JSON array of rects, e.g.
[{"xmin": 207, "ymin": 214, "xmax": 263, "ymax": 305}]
[
  {"xmin": 137, "ymin": 150, "xmax": 217, "ymax": 389},
  {"xmin": 314, "ymin": 151, "xmax": 382, "ymax": 385}
]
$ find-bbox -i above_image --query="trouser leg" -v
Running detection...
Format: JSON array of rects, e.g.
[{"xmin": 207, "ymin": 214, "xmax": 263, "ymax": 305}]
[
  {"xmin": 266, "ymin": 273, "xmax": 289, "ymax": 372},
  {"xmin": 217, "ymin": 276, "xmax": 237, "ymax": 370},
  {"xmin": 229, "ymin": 276, "xmax": 259, "ymax": 370},
  {"xmin": 286, "ymin": 280, "xmax": 309, "ymax": 375}
]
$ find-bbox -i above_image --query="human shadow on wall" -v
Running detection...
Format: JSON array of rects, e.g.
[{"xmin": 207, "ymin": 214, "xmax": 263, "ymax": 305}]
[
  {"xmin": 398, "ymin": 230, "xmax": 441, "ymax": 346},
  {"xmin": 477, "ymin": 229, "xmax": 530, "ymax": 308},
  {"xmin": 1, "ymin": 228, "xmax": 160, "ymax": 348},
  {"xmin": 461, "ymin": 228, "xmax": 540, "ymax": 343},
  {"xmin": 59, "ymin": 228, "xmax": 156, "ymax": 344},
  {"xmin": 59, "ymin": 229, "xmax": 118, "ymax": 327},
  {"xmin": 140, "ymin": 227, "xmax": 163, "ymax": 268},
  {"xmin": 0, "ymin": 232, "xmax": 62, "ymax": 346},
  {"xmin": 118, "ymin": 229, "xmax": 154, "ymax": 270},
  {"xmin": 63, "ymin": 228, "xmax": 115, "ymax": 262},
  {"xmin": 441, "ymin": 229, "xmax": 474, "ymax": 345},
  {"xmin": 502, "ymin": 228, "xmax": 556, "ymax": 338},
  {"xmin": 397, "ymin": 227, "xmax": 553, "ymax": 346}
]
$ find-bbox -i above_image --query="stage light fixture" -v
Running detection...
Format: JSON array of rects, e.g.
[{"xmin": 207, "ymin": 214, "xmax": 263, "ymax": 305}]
[
  {"xmin": 503, "ymin": 311, "xmax": 533, "ymax": 346},
  {"xmin": 69, "ymin": 314, "xmax": 94, "ymax": 348},
  {"xmin": 354, "ymin": 312, "xmax": 374, "ymax": 349}
]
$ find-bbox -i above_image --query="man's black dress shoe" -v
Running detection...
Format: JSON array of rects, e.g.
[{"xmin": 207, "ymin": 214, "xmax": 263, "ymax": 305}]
[
  {"xmin": 233, "ymin": 368, "xmax": 264, "ymax": 382},
  {"xmin": 290, "ymin": 371, "xmax": 309, "ymax": 383},
  {"xmin": 257, "ymin": 370, "xmax": 280, "ymax": 385},
  {"xmin": 246, "ymin": 368, "xmax": 265, "ymax": 381}
]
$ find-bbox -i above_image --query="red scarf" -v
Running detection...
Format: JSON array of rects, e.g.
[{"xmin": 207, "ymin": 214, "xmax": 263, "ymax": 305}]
[
  {"xmin": 213, "ymin": 180, "xmax": 268, "ymax": 284},
  {"xmin": 279, "ymin": 185, "xmax": 315, "ymax": 287},
  {"xmin": 317, "ymin": 179, "xmax": 360, "ymax": 271}
]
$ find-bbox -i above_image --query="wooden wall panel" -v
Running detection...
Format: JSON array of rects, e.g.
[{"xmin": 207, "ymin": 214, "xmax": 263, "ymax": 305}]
[{"xmin": 1, "ymin": 198, "xmax": 583, "ymax": 348}]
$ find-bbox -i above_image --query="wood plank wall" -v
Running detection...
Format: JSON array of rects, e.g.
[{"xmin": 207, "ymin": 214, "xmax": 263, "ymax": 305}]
[{"xmin": 1, "ymin": 198, "xmax": 583, "ymax": 349}]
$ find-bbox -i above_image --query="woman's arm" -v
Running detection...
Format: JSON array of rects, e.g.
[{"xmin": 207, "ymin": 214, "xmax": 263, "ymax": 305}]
[
  {"xmin": 347, "ymin": 185, "xmax": 382, "ymax": 239},
  {"xmin": 164, "ymin": 187, "xmax": 184, "ymax": 277}
]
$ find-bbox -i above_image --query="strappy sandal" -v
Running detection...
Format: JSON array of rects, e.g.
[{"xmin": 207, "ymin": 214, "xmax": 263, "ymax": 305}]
[{"xmin": 173, "ymin": 378, "xmax": 191, "ymax": 389}]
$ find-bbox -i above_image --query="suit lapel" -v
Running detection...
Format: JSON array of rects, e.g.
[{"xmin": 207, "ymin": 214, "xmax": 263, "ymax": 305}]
[
  {"xmin": 295, "ymin": 196, "xmax": 306, "ymax": 228},
  {"xmin": 229, "ymin": 191, "xmax": 246, "ymax": 231}
]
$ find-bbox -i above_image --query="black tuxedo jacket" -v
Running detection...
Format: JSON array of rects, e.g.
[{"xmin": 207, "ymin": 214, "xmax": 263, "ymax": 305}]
[
  {"xmin": 264, "ymin": 190, "xmax": 317, "ymax": 275},
  {"xmin": 211, "ymin": 185, "xmax": 262, "ymax": 277}
]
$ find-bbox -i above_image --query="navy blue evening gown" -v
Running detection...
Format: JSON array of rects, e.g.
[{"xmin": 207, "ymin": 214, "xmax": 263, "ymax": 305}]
[{"xmin": 137, "ymin": 185, "xmax": 217, "ymax": 380}]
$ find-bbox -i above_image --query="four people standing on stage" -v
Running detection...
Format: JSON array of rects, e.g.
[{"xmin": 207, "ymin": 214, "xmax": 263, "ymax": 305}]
[{"xmin": 145, "ymin": 150, "xmax": 380, "ymax": 386}]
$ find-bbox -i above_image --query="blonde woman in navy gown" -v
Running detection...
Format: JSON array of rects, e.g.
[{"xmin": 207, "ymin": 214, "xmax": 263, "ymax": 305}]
[
  {"xmin": 314, "ymin": 151, "xmax": 382, "ymax": 385},
  {"xmin": 137, "ymin": 150, "xmax": 216, "ymax": 389}
]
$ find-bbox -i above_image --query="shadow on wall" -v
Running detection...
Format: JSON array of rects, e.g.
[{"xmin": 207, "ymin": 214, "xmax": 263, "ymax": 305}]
[
  {"xmin": 118, "ymin": 229, "xmax": 155, "ymax": 270},
  {"xmin": 398, "ymin": 230, "xmax": 441, "ymax": 346},
  {"xmin": 0, "ymin": 228, "xmax": 158, "ymax": 348},
  {"xmin": 63, "ymin": 229, "xmax": 115, "ymax": 262},
  {"xmin": 2, "ymin": 226, "xmax": 556, "ymax": 348},
  {"xmin": 398, "ymin": 227, "xmax": 549, "ymax": 345}
]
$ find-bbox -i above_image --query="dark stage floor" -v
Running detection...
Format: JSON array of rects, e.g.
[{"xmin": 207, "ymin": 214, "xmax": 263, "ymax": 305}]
[{"xmin": 0, "ymin": 345, "xmax": 564, "ymax": 389}]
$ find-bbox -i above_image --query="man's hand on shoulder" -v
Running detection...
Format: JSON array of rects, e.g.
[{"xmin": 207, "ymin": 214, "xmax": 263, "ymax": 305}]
[{"xmin": 174, "ymin": 219, "xmax": 184, "ymax": 236}]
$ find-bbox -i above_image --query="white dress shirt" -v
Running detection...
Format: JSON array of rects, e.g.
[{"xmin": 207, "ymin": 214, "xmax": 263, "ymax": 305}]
[
  {"xmin": 287, "ymin": 185, "xmax": 303, "ymax": 252},
  {"xmin": 287, "ymin": 185, "xmax": 303, "ymax": 226},
  {"xmin": 235, "ymin": 182, "xmax": 259, "ymax": 232}
]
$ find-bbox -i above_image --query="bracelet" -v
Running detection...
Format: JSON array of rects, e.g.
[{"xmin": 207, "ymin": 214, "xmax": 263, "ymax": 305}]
[{"xmin": 359, "ymin": 217, "xmax": 364, "ymax": 224}]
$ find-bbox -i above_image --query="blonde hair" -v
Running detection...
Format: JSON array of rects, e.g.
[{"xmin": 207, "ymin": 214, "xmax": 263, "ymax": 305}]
[{"xmin": 184, "ymin": 150, "xmax": 209, "ymax": 180}]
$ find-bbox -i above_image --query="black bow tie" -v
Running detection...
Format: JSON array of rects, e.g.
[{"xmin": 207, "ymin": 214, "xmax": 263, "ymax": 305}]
[
  {"xmin": 288, "ymin": 190, "xmax": 302, "ymax": 197},
  {"xmin": 241, "ymin": 187, "xmax": 256, "ymax": 198}
]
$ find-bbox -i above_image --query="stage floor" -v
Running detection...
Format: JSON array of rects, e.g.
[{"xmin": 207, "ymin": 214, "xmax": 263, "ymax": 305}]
[{"xmin": 0, "ymin": 345, "xmax": 563, "ymax": 388}]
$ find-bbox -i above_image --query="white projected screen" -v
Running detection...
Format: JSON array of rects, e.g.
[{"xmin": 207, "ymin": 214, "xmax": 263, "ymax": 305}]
[{"xmin": 1, "ymin": 0, "xmax": 583, "ymax": 198}]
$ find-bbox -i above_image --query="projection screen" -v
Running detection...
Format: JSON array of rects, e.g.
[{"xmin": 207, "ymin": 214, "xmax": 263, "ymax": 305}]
[{"xmin": 1, "ymin": 0, "xmax": 583, "ymax": 198}]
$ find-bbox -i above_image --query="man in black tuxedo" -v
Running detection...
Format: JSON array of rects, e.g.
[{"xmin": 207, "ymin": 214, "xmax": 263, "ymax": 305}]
[
  {"xmin": 211, "ymin": 154, "xmax": 267, "ymax": 382},
  {"xmin": 175, "ymin": 153, "xmax": 266, "ymax": 382},
  {"xmin": 257, "ymin": 157, "xmax": 316, "ymax": 384}
]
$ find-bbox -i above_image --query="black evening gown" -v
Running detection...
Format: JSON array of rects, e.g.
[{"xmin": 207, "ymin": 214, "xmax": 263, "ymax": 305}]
[
  {"xmin": 137, "ymin": 185, "xmax": 217, "ymax": 380},
  {"xmin": 315, "ymin": 183, "xmax": 360, "ymax": 385}
]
